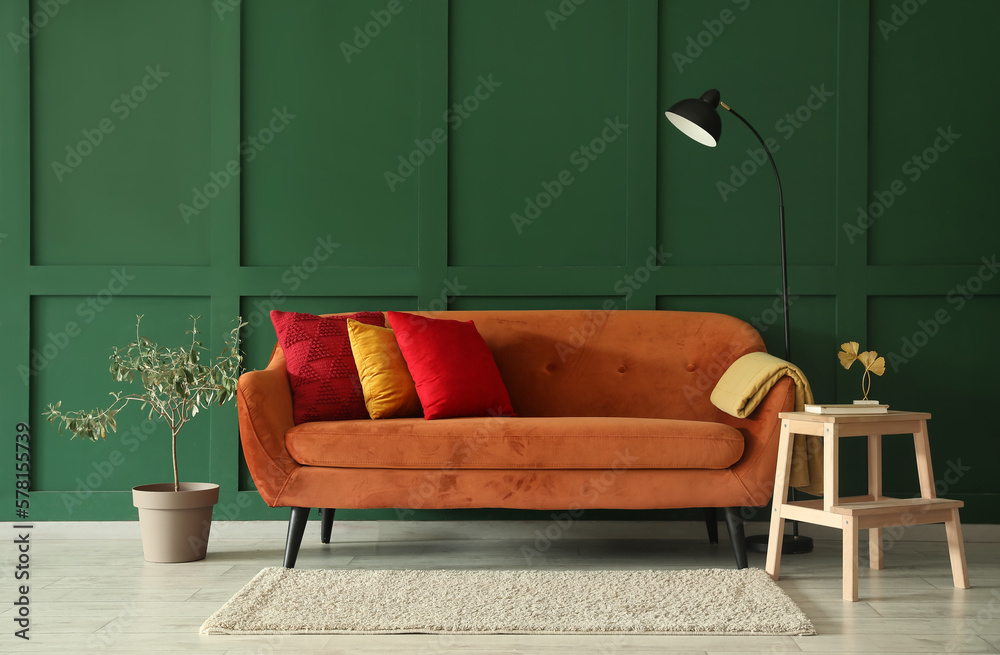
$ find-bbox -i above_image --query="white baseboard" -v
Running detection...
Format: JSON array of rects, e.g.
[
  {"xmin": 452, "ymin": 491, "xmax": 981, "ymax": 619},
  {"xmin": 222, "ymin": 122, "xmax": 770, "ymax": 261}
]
[{"xmin": 24, "ymin": 519, "xmax": 1000, "ymax": 542}]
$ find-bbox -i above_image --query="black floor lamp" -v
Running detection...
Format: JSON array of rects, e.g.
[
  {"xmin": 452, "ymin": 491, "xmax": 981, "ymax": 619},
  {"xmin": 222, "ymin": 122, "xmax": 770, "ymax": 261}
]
[{"xmin": 664, "ymin": 89, "xmax": 813, "ymax": 555}]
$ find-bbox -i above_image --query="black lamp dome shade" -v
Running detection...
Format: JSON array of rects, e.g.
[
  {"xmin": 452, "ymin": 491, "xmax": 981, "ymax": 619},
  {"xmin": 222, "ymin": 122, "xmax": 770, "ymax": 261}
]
[{"xmin": 665, "ymin": 89, "xmax": 723, "ymax": 147}]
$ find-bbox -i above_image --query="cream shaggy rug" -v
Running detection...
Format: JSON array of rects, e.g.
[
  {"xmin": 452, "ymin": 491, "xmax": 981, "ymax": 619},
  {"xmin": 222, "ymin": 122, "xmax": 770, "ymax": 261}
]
[{"xmin": 200, "ymin": 567, "xmax": 814, "ymax": 636}]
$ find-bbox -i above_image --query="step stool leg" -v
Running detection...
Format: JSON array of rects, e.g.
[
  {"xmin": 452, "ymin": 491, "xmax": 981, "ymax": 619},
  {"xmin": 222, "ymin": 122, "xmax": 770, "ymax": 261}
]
[
  {"xmin": 843, "ymin": 516, "xmax": 859, "ymax": 602},
  {"xmin": 945, "ymin": 507, "xmax": 970, "ymax": 589},
  {"xmin": 869, "ymin": 527, "xmax": 884, "ymax": 570},
  {"xmin": 765, "ymin": 419, "xmax": 794, "ymax": 581}
]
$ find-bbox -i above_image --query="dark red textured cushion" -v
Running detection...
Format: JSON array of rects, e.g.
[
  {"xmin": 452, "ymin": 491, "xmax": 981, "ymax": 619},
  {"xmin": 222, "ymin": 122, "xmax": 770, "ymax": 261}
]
[
  {"xmin": 387, "ymin": 311, "xmax": 515, "ymax": 420},
  {"xmin": 270, "ymin": 310, "xmax": 385, "ymax": 424}
]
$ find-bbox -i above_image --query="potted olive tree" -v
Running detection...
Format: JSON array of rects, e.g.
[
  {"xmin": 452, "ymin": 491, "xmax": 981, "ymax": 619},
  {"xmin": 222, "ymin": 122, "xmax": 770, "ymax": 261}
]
[{"xmin": 44, "ymin": 315, "xmax": 244, "ymax": 563}]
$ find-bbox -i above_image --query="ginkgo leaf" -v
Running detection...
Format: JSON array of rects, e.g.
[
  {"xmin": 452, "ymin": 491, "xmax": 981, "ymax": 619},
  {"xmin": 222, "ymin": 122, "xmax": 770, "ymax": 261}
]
[
  {"xmin": 858, "ymin": 350, "xmax": 886, "ymax": 375},
  {"xmin": 838, "ymin": 341, "xmax": 860, "ymax": 369}
]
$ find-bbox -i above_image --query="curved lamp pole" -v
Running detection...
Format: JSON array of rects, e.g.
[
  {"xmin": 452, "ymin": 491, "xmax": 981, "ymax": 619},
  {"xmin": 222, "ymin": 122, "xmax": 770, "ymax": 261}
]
[{"xmin": 664, "ymin": 89, "xmax": 812, "ymax": 555}]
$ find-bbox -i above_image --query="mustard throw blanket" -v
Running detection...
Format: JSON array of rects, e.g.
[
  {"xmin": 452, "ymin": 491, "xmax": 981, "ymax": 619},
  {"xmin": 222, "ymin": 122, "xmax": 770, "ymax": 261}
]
[{"xmin": 711, "ymin": 352, "xmax": 822, "ymax": 495}]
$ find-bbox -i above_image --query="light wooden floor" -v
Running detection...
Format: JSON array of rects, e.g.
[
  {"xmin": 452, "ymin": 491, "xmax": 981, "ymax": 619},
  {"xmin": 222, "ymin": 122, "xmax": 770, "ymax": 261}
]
[{"xmin": 2, "ymin": 520, "xmax": 998, "ymax": 654}]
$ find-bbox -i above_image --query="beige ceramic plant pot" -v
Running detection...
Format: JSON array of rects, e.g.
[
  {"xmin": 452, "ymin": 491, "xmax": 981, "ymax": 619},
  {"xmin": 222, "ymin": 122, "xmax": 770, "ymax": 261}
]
[{"xmin": 132, "ymin": 482, "xmax": 220, "ymax": 563}]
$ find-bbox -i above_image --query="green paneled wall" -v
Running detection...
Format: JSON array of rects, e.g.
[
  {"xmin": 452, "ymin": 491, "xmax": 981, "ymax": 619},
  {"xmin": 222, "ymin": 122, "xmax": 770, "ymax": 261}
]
[
  {"xmin": 1, "ymin": 0, "xmax": 997, "ymax": 524},
  {"xmin": 241, "ymin": 0, "xmax": 422, "ymax": 267},
  {"xmin": 658, "ymin": 0, "xmax": 840, "ymax": 268},
  {"xmin": 448, "ymin": 0, "xmax": 629, "ymax": 267},
  {"xmin": 31, "ymin": 0, "xmax": 214, "ymax": 266},
  {"xmin": 868, "ymin": 0, "xmax": 997, "ymax": 265}
]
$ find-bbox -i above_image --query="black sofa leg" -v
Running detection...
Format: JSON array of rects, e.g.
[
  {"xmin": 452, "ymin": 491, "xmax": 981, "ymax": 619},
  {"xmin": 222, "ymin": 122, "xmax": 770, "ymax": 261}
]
[
  {"xmin": 703, "ymin": 508, "xmax": 719, "ymax": 544},
  {"xmin": 283, "ymin": 506, "xmax": 310, "ymax": 569},
  {"xmin": 320, "ymin": 508, "xmax": 336, "ymax": 544},
  {"xmin": 724, "ymin": 507, "xmax": 749, "ymax": 570}
]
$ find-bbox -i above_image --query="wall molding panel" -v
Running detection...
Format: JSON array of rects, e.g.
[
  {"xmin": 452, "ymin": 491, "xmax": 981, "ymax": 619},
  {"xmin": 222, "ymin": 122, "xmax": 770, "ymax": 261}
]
[{"xmin": 1, "ymin": 0, "xmax": 996, "ymax": 523}]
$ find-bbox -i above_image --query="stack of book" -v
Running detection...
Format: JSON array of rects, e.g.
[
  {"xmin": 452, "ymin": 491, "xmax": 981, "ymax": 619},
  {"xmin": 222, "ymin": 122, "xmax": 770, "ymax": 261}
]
[{"xmin": 804, "ymin": 402, "xmax": 888, "ymax": 415}]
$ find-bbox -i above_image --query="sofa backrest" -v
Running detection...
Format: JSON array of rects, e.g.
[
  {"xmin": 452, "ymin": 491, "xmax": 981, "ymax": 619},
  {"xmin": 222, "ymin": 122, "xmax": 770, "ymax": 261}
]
[{"xmin": 389, "ymin": 310, "xmax": 766, "ymax": 422}]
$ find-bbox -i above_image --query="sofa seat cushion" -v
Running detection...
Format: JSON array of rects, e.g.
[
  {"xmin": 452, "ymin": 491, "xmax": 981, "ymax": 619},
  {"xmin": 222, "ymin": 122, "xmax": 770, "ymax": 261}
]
[{"xmin": 285, "ymin": 417, "xmax": 744, "ymax": 470}]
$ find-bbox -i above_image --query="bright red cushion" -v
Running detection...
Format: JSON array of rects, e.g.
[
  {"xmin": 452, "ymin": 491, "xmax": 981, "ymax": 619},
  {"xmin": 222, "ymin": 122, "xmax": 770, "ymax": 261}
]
[
  {"xmin": 270, "ymin": 310, "xmax": 385, "ymax": 424},
  {"xmin": 387, "ymin": 311, "xmax": 516, "ymax": 420}
]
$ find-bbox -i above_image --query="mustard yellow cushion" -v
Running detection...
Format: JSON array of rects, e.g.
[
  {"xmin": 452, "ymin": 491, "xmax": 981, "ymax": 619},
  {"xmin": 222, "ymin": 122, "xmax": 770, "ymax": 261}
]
[{"xmin": 346, "ymin": 319, "xmax": 422, "ymax": 419}]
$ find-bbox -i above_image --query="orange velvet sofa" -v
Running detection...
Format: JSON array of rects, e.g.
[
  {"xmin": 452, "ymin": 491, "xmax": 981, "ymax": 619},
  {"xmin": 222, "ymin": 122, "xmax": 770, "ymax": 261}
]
[{"xmin": 237, "ymin": 310, "xmax": 794, "ymax": 568}]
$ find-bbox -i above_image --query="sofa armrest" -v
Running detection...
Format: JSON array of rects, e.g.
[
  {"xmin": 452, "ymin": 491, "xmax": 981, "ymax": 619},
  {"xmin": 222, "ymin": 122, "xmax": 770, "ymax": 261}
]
[
  {"xmin": 717, "ymin": 376, "xmax": 795, "ymax": 507},
  {"xmin": 237, "ymin": 356, "xmax": 298, "ymax": 507}
]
